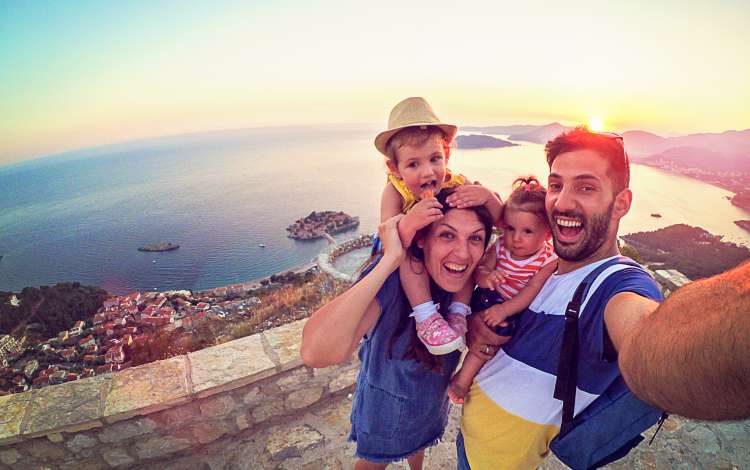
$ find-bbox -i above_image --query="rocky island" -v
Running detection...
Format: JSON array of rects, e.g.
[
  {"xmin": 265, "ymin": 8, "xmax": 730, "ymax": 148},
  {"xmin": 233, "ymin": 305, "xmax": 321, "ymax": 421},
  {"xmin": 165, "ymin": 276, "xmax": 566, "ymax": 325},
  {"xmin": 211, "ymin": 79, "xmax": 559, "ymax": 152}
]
[
  {"xmin": 138, "ymin": 242, "xmax": 180, "ymax": 252},
  {"xmin": 287, "ymin": 211, "xmax": 359, "ymax": 240},
  {"xmin": 456, "ymin": 134, "xmax": 517, "ymax": 149}
]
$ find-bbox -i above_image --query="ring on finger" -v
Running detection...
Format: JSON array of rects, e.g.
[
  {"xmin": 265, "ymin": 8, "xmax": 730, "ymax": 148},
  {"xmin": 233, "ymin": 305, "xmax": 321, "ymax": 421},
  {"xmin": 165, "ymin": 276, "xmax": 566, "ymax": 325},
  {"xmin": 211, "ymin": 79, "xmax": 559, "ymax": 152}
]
[{"xmin": 482, "ymin": 345, "xmax": 491, "ymax": 355}]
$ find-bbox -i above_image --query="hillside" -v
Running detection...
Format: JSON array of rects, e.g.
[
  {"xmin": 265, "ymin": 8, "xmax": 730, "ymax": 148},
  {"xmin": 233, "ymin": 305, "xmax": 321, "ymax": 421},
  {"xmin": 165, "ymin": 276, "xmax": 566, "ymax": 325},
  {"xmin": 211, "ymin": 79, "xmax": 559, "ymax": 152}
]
[
  {"xmin": 621, "ymin": 224, "xmax": 750, "ymax": 279},
  {"xmin": 508, "ymin": 122, "xmax": 572, "ymax": 144}
]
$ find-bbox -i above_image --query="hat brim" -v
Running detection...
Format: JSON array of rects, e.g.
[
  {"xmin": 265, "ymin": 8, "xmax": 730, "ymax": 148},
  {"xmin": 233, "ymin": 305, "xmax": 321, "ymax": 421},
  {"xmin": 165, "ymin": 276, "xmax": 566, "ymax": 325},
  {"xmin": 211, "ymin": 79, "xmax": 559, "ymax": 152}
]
[{"xmin": 374, "ymin": 123, "xmax": 458, "ymax": 156}]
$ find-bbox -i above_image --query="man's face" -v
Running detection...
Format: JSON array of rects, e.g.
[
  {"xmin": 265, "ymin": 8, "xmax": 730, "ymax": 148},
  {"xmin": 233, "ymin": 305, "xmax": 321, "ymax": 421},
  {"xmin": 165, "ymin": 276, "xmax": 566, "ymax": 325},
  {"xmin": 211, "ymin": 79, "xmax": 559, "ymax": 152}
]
[{"xmin": 545, "ymin": 149, "xmax": 628, "ymax": 263}]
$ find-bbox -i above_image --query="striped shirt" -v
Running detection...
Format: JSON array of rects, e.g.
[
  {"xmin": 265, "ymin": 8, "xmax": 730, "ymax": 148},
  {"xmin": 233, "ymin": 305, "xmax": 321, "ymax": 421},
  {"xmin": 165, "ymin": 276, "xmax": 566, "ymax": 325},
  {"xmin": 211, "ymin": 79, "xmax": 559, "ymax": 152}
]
[
  {"xmin": 461, "ymin": 256, "xmax": 663, "ymax": 469},
  {"xmin": 494, "ymin": 235, "xmax": 557, "ymax": 300}
]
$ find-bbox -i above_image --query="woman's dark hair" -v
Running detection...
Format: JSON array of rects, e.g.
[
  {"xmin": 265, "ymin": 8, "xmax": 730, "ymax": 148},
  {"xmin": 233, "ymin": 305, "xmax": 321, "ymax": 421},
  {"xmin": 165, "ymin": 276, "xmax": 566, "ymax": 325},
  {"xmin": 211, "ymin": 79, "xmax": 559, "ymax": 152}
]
[{"xmin": 391, "ymin": 186, "xmax": 494, "ymax": 371}]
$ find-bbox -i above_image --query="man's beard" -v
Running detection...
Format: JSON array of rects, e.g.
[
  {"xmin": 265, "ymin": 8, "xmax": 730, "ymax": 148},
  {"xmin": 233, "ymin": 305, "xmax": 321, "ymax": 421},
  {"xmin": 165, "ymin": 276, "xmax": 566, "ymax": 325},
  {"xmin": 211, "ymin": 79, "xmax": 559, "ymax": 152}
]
[{"xmin": 551, "ymin": 202, "xmax": 613, "ymax": 262}]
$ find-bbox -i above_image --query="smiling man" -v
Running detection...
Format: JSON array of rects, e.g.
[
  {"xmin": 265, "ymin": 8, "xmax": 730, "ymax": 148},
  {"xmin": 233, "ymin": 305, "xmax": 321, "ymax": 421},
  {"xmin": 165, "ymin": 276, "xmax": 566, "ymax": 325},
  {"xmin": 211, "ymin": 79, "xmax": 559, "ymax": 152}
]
[{"xmin": 458, "ymin": 127, "xmax": 664, "ymax": 470}]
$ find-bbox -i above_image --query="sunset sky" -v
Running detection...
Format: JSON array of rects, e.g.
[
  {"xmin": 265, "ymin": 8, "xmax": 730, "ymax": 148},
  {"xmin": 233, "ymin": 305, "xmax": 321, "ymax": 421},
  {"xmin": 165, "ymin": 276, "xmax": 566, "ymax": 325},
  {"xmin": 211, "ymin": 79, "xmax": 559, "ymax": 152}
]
[{"xmin": 1, "ymin": 0, "xmax": 748, "ymax": 165}]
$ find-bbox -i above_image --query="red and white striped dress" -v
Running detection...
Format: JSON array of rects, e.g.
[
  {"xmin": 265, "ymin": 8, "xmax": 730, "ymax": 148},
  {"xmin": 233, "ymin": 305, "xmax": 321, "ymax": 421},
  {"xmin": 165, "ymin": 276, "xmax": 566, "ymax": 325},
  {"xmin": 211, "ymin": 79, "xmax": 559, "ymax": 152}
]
[{"xmin": 495, "ymin": 235, "xmax": 557, "ymax": 300}]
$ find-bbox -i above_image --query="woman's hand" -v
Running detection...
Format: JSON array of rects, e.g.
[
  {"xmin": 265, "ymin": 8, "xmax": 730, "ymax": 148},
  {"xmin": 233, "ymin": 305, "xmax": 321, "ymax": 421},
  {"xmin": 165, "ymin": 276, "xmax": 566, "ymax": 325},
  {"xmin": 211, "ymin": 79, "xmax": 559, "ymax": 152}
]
[
  {"xmin": 466, "ymin": 311, "xmax": 510, "ymax": 360},
  {"xmin": 380, "ymin": 214, "xmax": 406, "ymax": 270}
]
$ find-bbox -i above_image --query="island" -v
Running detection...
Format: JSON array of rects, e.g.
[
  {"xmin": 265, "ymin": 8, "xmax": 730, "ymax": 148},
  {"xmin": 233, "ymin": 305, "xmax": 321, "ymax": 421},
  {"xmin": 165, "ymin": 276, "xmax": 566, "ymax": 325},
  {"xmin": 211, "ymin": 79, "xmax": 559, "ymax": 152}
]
[
  {"xmin": 455, "ymin": 134, "xmax": 517, "ymax": 149},
  {"xmin": 734, "ymin": 220, "xmax": 750, "ymax": 233},
  {"xmin": 287, "ymin": 211, "xmax": 359, "ymax": 240},
  {"xmin": 620, "ymin": 224, "xmax": 750, "ymax": 279},
  {"xmin": 138, "ymin": 242, "xmax": 180, "ymax": 252},
  {"xmin": 650, "ymin": 213, "xmax": 662, "ymax": 218}
]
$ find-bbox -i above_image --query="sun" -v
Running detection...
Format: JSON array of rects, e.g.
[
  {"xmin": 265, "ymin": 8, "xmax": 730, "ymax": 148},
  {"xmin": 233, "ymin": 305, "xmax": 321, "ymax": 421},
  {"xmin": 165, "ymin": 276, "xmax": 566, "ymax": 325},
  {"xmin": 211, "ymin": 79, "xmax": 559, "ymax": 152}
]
[{"xmin": 588, "ymin": 117, "xmax": 604, "ymax": 132}]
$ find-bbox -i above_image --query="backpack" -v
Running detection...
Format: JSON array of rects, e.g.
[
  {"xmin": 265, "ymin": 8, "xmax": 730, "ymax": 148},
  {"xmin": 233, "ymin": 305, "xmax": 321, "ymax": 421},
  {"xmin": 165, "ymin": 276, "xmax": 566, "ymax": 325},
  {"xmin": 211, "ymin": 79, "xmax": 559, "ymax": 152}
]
[{"xmin": 549, "ymin": 256, "xmax": 667, "ymax": 470}]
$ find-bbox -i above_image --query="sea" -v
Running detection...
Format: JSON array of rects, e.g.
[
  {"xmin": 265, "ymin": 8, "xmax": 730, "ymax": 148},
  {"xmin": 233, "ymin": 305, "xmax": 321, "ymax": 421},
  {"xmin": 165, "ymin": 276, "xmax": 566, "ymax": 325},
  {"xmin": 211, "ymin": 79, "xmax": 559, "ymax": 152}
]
[{"xmin": 2, "ymin": 124, "xmax": 749, "ymax": 295}]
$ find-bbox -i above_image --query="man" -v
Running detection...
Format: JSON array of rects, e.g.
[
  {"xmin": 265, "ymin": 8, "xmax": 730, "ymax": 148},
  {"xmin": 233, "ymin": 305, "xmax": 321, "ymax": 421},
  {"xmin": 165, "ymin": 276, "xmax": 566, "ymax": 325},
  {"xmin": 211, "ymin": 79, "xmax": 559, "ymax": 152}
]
[{"xmin": 458, "ymin": 127, "xmax": 750, "ymax": 469}]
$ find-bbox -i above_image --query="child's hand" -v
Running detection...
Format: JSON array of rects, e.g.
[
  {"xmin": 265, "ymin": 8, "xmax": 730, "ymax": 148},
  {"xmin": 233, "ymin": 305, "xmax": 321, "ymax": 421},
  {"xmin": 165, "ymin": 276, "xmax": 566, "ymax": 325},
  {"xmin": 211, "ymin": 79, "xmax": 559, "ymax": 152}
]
[
  {"xmin": 478, "ymin": 270, "xmax": 506, "ymax": 291},
  {"xmin": 446, "ymin": 183, "xmax": 492, "ymax": 209},
  {"xmin": 482, "ymin": 303, "xmax": 511, "ymax": 328},
  {"xmin": 403, "ymin": 197, "xmax": 443, "ymax": 233},
  {"xmin": 380, "ymin": 214, "xmax": 405, "ymax": 267}
]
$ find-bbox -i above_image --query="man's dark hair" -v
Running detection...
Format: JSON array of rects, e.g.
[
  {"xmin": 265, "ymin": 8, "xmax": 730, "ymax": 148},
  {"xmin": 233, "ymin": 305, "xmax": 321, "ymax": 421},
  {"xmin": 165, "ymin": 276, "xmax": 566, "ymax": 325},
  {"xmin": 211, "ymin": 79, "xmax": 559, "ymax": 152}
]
[{"xmin": 545, "ymin": 126, "xmax": 630, "ymax": 193}]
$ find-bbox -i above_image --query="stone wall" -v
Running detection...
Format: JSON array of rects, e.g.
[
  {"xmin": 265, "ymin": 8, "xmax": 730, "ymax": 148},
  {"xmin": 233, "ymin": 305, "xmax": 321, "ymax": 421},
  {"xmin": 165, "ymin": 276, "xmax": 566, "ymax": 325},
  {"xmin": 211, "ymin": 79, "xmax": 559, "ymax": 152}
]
[
  {"xmin": 317, "ymin": 234, "xmax": 373, "ymax": 282},
  {"xmin": 0, "ymin": 319, "xmax": 358, "ymax": 469}
]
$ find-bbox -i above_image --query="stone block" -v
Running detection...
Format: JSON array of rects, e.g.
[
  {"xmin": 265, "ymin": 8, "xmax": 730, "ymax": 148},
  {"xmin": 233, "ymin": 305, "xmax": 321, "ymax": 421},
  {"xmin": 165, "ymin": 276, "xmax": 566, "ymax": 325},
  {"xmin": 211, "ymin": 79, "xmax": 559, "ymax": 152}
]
[
  {"xmin": 240, "ymin": 386, "xmax": 262, "ymax": 406},
  {"xmin": 0, "ymin": 391, "xmax": 30, "ymax": 444},
  {"xmin": 286, "ymin": 387, "xmax": 324, "ymax": 410},
  {"xmin": 191, "ymin": 419, "xmax": 233, "ymax": 444},
  {"xmin": 20, "ymin": 374, "xmax": 110, "ymax": 437},
  {"xmin": 199, "ymin": 395, "xmax": 237, "ymax": 418},
  {"xmin": 188, "ymin": 334, "xmax": 276, "ymax": 398},
  {"xmin": 103, "ymin": 356, "xmax": 191, "ymax": 423},
  {"xmin": 263, "ymin": 319, "xmax": 306, "ymax": 370},
  {"xmin": 101, "ymin": 448, "xmax": 135, "ymax": 468},
  {"xmin": 265, "ymin": 424, "xmax": 323, "ymax": 460},
  {"xmin": 134, "ymin": 435, "xmax": 191, "ymax": 460},
  {"xmin": 46, "ymin": 433, "xmax": 63, "ymax": 443},
  {"xmin": 235, "ymin": 413, "xmax": 251, "ymax": 431},
  {"xmin": 251, "ymin": 399, "xmax": 285, "ymax": 423},
  {"xmin": 150, "ymin": 402, "xmax": 201, "ymax": 429},
  {"xmin": 97, "ymin": 417, "xmax": 157, "ymax": 443},
  {"xmin": 0, "ymin": 449, "xmax": 20, "ymax": 465},
  {"xmin": 65, "ymin": 434, "xmax": 97, "ymax": 453},
  {"xmin": 328, "ymin": 367, "xmax": 359, "ymax": 393},
  {"xmin": 17, "ymin": 438, "xmax": 69, "ymax": 461},
  {"xmin": 276, "ymin": 367, "xmax": 312, "ymax": 392}
]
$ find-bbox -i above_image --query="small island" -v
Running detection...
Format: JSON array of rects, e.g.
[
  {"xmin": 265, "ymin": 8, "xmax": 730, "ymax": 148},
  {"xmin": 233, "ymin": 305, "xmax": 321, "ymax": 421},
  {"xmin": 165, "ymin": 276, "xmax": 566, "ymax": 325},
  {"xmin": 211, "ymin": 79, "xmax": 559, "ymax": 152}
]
[
  {"xmin": 287, "ymin": 211, "xmax": 359, "ymax": 240},
  {"xmin": 650, "ymin": 213, "xmax": 662, "ymax": 218},
  {"xmin": 138, "ymin": 242, "xmax": 180, "ymax": 252},
  {"xmin": 456, "ymin": 134, "xmax": 517, "ymax": 149},
  {"xmin": 731, "ymin": 191, "xmax": 750, "ymax": 212}
]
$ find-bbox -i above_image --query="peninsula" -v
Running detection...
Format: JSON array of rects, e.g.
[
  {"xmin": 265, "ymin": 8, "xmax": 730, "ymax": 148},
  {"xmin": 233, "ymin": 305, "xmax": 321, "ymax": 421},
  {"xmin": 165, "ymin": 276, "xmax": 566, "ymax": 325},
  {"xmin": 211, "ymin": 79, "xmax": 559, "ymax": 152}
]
[
  {"xmin": 734, "ymin": 220, "xmax": 750, "ymax": 233},
  {"xmin": 138, "ymin": 242, "xmax": 180, "ymax": 252},
  {"xmin": 287, "ymin": 211, "xmax": 359, "ymax": 240},
  {"xmin": 621, "ymin": 224, "xmax": 750, "ymax": 279}
]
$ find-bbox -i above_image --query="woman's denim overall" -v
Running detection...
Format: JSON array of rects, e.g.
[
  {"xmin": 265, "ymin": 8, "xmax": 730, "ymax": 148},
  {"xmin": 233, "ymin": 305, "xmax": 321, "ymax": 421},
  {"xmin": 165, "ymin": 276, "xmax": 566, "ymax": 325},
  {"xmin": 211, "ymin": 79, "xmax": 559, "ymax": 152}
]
[{"xmin": 349, "ymin": 270, "xmax": 461, "ymax": 464}]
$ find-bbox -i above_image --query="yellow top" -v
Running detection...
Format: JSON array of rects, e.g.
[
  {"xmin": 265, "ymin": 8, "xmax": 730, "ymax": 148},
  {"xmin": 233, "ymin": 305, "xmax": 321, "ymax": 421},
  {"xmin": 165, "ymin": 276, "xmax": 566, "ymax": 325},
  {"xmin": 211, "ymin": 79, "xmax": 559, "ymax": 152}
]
[{"xmin": 387, "ymin": 169, "xmax": 467, "ymax": 213}]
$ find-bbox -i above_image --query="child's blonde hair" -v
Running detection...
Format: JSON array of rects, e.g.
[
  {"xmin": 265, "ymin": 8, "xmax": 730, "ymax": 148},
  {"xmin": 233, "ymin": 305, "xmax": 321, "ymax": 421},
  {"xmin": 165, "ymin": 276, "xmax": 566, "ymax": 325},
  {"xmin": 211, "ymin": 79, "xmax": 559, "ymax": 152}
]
[
  {"xmin": 384, "ymin": 126, "xmax": 452, "ymax": 167},
  {"xmin": 503, "ymin": 176, "xmax": 550, "ymax": 229}
]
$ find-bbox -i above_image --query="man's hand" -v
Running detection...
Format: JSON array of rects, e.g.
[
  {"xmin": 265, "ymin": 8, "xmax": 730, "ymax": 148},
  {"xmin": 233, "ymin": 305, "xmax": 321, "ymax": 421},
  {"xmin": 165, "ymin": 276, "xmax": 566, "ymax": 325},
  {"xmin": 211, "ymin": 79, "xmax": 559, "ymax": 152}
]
[
  {"xmin": 467, "ymin": 312, "xmax": 511, "ymax": 360},
  {"xmin": 398, "ymin": 197, "xmax": 443, "ymax": 246},
  {"xmin": 446, "ymin": 183, "xmax": 492, "ymax": 209}
]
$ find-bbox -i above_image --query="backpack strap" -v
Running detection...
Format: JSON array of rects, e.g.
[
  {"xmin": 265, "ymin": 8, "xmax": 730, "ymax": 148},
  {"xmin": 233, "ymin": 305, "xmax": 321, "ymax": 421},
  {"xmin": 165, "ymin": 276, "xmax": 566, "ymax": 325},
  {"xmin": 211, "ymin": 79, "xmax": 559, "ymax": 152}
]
[{"xmin": 553, "ymin": 256, "xmax": 645, "ymax": 432}]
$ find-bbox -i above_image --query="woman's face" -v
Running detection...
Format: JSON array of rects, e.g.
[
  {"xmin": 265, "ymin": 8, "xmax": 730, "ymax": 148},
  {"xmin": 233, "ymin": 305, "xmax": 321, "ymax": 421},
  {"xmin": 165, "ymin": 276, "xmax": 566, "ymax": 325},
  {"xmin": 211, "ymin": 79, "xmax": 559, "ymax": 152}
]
[{"xmin": 417, "ymin": 208, "xmax": 487, "ymax": 293}]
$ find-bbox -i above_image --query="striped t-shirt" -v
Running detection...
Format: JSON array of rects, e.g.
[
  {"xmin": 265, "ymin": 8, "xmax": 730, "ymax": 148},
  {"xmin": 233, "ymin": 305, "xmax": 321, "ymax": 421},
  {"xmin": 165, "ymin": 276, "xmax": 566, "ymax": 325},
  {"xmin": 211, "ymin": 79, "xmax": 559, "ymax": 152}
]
[
  {"xmin": 461, "ymin": 256, "xmax": 663, "ymax": 470},
  {"xmin": 495, "ymin": 235, "xmax": 557, "ymax": 300}
]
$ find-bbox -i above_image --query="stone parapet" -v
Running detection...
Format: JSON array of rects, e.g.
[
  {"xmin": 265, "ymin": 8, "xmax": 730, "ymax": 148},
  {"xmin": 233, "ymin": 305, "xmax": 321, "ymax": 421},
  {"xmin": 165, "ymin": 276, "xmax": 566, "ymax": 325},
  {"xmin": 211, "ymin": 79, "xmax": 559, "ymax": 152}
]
[{"xmin": 0, "ymin": 318, "xmax": 358, "ymax": 469}]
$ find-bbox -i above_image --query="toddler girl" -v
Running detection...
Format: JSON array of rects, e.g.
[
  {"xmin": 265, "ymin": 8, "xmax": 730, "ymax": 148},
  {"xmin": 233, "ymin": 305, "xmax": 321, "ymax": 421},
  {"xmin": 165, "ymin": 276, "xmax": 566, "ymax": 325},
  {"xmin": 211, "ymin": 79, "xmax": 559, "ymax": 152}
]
[{"xmin": 448, "ymin": 176, "xmax": 557, "ymax": 403}]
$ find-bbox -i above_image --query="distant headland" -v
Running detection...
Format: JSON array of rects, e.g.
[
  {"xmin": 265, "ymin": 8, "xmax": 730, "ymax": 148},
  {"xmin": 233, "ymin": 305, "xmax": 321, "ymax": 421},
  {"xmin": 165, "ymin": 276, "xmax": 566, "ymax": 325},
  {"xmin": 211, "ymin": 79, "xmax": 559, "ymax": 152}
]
[
  {"xmin": 456, "ymin": 134, "xmax": 517, "ymax": 149},
  {"xmin": 286, "ymin": 211, "xmax": 359, "ymax": 240}
]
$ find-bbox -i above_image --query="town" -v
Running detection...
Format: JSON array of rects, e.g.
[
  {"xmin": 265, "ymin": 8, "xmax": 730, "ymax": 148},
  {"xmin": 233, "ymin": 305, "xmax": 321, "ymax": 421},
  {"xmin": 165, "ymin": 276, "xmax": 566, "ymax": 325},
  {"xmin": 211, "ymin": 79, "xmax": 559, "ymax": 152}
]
[{"xmin": 286, "ymin": 211, "xmax": 359, "ymax": 240}]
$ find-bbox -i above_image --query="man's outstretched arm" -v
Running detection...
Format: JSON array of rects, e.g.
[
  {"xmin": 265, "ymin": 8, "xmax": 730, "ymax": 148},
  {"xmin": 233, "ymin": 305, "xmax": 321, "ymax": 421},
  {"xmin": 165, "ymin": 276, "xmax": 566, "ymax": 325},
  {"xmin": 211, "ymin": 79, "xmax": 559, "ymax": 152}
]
[{"xmin": 619, "ymin": 261, "xmax": 750, "ymax": 421}]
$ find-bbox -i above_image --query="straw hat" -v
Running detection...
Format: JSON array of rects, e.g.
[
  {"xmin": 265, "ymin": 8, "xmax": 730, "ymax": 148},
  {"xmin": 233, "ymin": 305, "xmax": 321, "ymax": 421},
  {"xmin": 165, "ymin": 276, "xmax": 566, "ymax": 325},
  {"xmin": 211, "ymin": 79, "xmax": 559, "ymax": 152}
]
[{"xmin": 374, "ymin": 97, "xmax": 457, "ymax": 156}]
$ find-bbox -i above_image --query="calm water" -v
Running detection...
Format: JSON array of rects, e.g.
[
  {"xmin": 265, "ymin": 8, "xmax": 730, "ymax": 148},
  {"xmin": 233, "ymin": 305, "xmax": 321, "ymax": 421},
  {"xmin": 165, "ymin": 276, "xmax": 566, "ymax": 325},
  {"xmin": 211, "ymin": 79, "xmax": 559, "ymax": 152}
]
[{"xmin": 2, "ymin": 126, "xmax": 748, "ymax": 294}]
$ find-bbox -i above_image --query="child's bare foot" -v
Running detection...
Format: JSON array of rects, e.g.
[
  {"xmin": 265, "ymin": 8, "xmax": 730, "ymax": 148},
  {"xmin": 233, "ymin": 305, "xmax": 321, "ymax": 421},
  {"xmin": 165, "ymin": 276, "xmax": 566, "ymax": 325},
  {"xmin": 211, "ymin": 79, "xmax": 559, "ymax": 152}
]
[{"xmin": 448, "ymin": 378, "xmax": 470, "ymax": 404}]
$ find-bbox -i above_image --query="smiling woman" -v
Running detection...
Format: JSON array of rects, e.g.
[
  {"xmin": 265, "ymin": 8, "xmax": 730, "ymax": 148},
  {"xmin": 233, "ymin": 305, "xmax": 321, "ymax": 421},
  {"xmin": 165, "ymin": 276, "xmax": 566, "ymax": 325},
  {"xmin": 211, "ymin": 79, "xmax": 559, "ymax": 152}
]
[{"xmin": 301, "ymin": 188, "xmax": 495, "ymax": 469}]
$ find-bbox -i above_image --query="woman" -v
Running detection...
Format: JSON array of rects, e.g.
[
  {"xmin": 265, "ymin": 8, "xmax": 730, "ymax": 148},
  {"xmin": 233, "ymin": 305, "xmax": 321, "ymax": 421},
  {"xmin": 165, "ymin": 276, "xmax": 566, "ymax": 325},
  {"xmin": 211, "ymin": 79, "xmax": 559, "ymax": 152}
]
[{"xmin": 301, "ymin": 189, "xmax": 495, "ymax": 469}]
